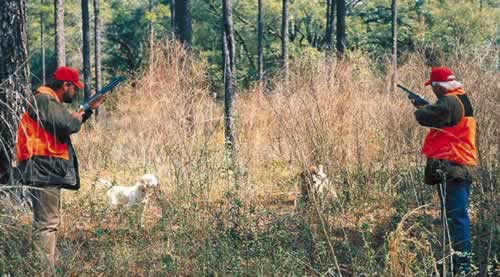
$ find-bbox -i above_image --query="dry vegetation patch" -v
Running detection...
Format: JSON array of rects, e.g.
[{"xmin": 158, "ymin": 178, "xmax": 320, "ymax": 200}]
[{"xmin": 1, "ymin": 43, "xmax": 498, "ymax": 275}]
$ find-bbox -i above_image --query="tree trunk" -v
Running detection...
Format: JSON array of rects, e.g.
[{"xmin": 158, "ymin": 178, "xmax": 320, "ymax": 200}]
[
  {"xmin": 391, "ymin": 0, "xmax": 398, "ymax": 93},
  {"xmin": 325, "ymin": 0, "xmax": 335, "ymax": 59},
  {"xmin": 281, "ymin": 0, "xmax": 289, "ymax": 85},
  {"xmin": 54, "ymin": 0, "xmax": 65, "ymax": 66},
  {"xmin": 149, "ymin": 0, "xmax": 155, "ymax": 49},
  {"xmin": 82, "ymin": 0, "xmax": 91, "ymax": 101},
  {"xmin": 149, "ymin": 0, "xmax": 155, "ymax": 77},
  {"xmin": 41, "ymin": 0, "xmax": 46, "ymax": 83},
  {"xmin": 174, "ymin": 0, "xmax": 194, "ymax": 131},
  {"xmin": 336, "ymin": 0, "xmax": 346, "ymax": 60},
  {"xmin": 0, "ymin": 0, "xmax": 31, "ymax": 182},
  {"xmin": 223, "ymin": 0, "xmax": 236, "ymax": 154},
  {"xmin": 257, "ymin": 0, "xmax": 264, "ymax": 82},
  {"xmin": 94, "ymin": 0, "xmax": 102, "ymax": 116},
  {"xmin": 175, "ymin": 0, "xmax": 192, "ymax": 50},
  {"xmin": 325, "ymin": 0, "xmax": 335, "ymax": 83},
  {"xmin": 170, "ymin": 0, "xmax": 175, "ymax": 37},
  {"xmin": 415, "ymin": 0, "xmax": 423, "ymax": 23}
]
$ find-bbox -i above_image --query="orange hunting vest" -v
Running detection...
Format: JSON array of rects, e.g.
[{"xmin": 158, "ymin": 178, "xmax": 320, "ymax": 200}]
[
  {"xmin": 422, "ymin": 89, "xmax": 478, "ymax": 166},
  {"xmin": 16, "ymin": 87, "xmax": 70, "ymax": 161}
]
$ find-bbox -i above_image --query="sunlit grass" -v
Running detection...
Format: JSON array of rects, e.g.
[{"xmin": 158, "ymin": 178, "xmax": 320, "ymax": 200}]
[{"xmin": 1, "ymin": 41, "xmax": 498, "ymax": 275}]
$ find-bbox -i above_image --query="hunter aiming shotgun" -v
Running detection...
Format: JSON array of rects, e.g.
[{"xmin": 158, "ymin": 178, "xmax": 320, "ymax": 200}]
[
  {"xmin": 80, "ymin": 76, "xmax": 126, "ymax": 112},
  {"xmin": 397, "ymin": 84, "xmax": 430, "ymax": 107}
]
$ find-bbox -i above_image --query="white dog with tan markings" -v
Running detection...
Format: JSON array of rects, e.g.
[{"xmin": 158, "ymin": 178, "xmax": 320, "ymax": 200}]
[{"xmin": 98, "ymin": 173, "xmax": 159, "ymax": 226}]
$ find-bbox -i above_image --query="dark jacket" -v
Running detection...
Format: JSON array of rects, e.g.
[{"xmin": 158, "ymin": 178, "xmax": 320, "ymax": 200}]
[
  {"xmin": 16, "ymin": 88, "xmax": 92, "ymax": 190},
  {"xmin": 415, "ymin": 93, "xmax": 475, "ymax": 184}
]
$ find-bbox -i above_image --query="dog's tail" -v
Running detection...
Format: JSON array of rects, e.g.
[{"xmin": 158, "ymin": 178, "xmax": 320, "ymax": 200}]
[{"xmin": 97, "ymin": 178, "xmax": 114, "ymax": 190}]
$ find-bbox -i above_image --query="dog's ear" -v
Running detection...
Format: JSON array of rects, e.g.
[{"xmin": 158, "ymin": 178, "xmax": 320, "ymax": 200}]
[
  {"xmin": 141, "ymin": 174, "xmax": 159, "ymax": 188},
  {"xmin": 309, "ymin": 165, "xmax": 318, "ymax": 174}
]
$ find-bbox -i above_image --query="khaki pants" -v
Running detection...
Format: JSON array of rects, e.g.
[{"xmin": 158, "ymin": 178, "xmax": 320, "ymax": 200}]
[{"xmin": 31, "ymin": 186, "xmax": 61, "ymax": 275}]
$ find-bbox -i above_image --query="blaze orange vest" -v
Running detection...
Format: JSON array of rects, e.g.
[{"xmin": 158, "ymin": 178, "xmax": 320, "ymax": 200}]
[
  {"xmin": 421, "ymin": 89, "xmax": 478, "ymax": 166},
  {"xmin": 16, "ymin": 87, "xmax": 70, "ymax": 161}
]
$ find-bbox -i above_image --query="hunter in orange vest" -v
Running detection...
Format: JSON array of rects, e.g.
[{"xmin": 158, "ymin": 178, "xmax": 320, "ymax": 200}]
[
  {"xmin": 15, "ymin": 66, "xmax": 105, "ymax": 273},
  {"xmin": 16, "ymin": 86, "xmax": 72, "ymax": 162},
  {"xmin": 415, "ymin": 66, "xmax": 476, "ymax": 274}
]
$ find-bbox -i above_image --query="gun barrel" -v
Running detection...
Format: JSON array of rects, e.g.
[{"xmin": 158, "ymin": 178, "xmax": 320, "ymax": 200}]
[
  {"xmin": 397, "ymin": 84, "xmax": 412, "ymax": 94},
  {"xmin": 98, "ymin": 76, "xmax": 125, "ymax": 94},
  {"xmin": 80, "ymin": 76, "xmax": 126, "ymax": 112}
]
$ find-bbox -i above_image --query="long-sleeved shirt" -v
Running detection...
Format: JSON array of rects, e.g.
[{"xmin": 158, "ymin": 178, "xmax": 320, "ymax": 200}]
[{"xmin": 415, "ymin": 94, "xmax": 475, "ymax": 184}]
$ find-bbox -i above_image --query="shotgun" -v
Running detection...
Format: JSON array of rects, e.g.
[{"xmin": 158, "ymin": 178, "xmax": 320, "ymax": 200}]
[
  {"xmin": 397, "ymin": 84, "xmax": 430, "ymax": 107},
  {"xmin": 80, "ymin": 76, "xmax": 126, "ymax": 112}
]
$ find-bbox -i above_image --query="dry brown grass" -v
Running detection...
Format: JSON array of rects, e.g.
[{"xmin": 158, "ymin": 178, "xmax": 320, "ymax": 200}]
[{"xmin": 1, "ymin": 40, "xmax": 498, "ymax": 275}]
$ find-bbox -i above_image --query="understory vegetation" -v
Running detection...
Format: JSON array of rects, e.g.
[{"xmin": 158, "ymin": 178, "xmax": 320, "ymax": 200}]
[{"xmin": 1, "ymin": 42, "xmax": 498, "ymax": 275}]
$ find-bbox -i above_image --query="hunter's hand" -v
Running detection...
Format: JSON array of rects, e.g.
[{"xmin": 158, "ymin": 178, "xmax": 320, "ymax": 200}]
[
  {"xmin": 89, "ymin": 95, "xmax": 106, "ymax": 110},
  {"xmin": 410, "ymin": 99, "xmax": 423, "ymax": 109},
  {"xmin": 71, "ymin": 111, "xmax": 84, "ymax": 122}
]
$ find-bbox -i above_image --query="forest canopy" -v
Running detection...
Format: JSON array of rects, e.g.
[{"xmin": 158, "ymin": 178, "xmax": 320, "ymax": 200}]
[{"xmin": 26, "ymin": 0, "xmax": 499, "ymax": 89}]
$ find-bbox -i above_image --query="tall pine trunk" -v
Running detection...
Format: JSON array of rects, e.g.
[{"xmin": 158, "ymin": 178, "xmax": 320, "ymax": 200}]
[
  {"xmin": 175, "ymin": 0, "xmax": 192, "ymax": 50},
  {"xmin": 223, "ymin": 0, "xmax": 236, "ymax": 154},
  {"xmin": 175, "ymin": 0, "xmax": 194, "ymax": 132},
  {"xmin": 336, "ymin": 0, "xmax": 346, "ymax": 60},
  {"xmin": 82, "ymin": 0, "xmax": 91, "ymax": 101},
  {"xmin": 149, "ymin": 0, "xmax": 155, "ymax": 51},
  {"xmin": 281, "ymin": 0, "xmax": 289, "ymax": 85},
  {"xmin": 170, "ymin": 0, "xmax": 175, "ymax": 37},
  {"xmin": 41, "ymin": 0, "xmax": 46, "ymax": 83},
  {"xmin": 415, "ymin": 0, "xmax": 423, "ymax": 23},
  {"xmin": 257, "ymin": 0, "xmax": 264, "ymax": 82},
  {"xmin": 391, "ymin": 0, "xmax": 398, "ymax": 93},
  {"xmin": 0, "ymin": 0, "xmax": 31, "ymax": 182},
  {"xmin": 325, "ymin": 0, "xmax": 336, "ymax": 60},
  {"xmin": 55, "ymin": 0, "xmax": 65, "ymax": 66},
  {"xmin": 94, "ymin": 0, "xmax": 102, "ymax": 116},
  {"xmin": 149, "ymin": 0, "xmax": 155, "ymax": 79},
  {"xmin": 325, "ymin": 0, "xmax": 335, "ymax": 84}
]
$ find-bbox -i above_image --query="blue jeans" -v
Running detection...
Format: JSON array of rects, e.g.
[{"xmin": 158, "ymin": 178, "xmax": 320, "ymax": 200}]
[{"xmin": 437, "ymin": 179, "xmax": 471, "ymax": 273}]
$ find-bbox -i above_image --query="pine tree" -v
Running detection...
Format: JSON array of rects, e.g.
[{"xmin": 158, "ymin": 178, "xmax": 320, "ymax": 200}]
[
  {"xmin": 54, "ymin": 0, "xmax": 65, "ymax": 66},
  {"xmin": 82, "ymin": 0, "xmax": 91, "ymax": 100},
  {"xmin": 325, "ymin": 0, "xmax": 336, "ymax": 84},
  {"xmin": 257, "ymin": 0, "xmax": 264, "ymax": 82},
  {"xmin": 175, "ymin": 0, "xmax": 192, "ymax": 50},
  {"xmin": 391, "ymin": 0, "xmax": 398, "ymax": 93},
  {"xmin": 281, "ymin": 0, "xmax": 289, "ymax": 85},
  {"xmin": 94, "ymin": 0, "xmax": 102, "ymax": 116},
  {"xmin": 223, "ymin": 0, "xmax": 236, "ymax": 153},
  {"xmin": 336, "ymin": 0, "xmax": 346, "ymax": 60},
  {"xmin": 0, "ymin": 0, "xmax": 31, "ymax": 182},
  {"xmin": 41, "ymin": 0, "xmax": 47, "ymax": 83}
]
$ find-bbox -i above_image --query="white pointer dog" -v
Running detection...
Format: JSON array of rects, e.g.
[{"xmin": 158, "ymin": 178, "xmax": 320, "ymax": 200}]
[{"xmin": 98, "ymin": 173, "xmax": 160, "ymax": 226}]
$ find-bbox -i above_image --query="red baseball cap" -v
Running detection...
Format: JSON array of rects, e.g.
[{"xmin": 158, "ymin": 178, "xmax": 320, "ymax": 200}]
[
  {"xmin": 424, "ymin": 66, "xmax": 456, "ymax": 86},
  {"xmin": 52, "ymin": 66, "xmax": 84, "ymax": 89}
]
